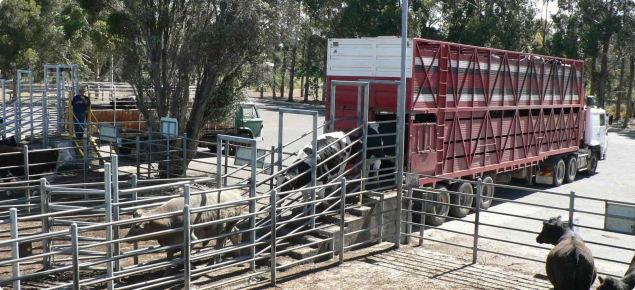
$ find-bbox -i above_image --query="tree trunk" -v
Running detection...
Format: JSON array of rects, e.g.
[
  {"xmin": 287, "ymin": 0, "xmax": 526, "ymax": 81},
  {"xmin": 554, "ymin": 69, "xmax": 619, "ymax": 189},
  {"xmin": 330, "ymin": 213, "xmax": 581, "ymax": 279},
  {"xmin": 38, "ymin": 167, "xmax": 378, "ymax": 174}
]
[
  {"xmin": 280, "ymin": 50, "xmax": 287, "ymax": 100},
  {"xmin": 272, "ymin": 58, "xmax": 277, "ymax": 99},
  {"xmin": 322, "ymin": 43, "xmax": 328, "ymax": 101},
  {"xmin": 617, "ymin": 58, "xmax": 625, "ymax": 121},
  {"xmin": 598, "ymin": 38, "xmax": 611, "ymax": 108},
  {"xmin": 288, "ymin": 45, "xmax": 298, "ymax": 102},
  {"xmin": 590, "ymin": 44, "xmax": 599, "ymax": 96},
  {"xmin": 622, "ymin": 56, "xmax": 635, "ymax": 129},
  {"xmin": 260, "ymin": 86, "xmax": 264, "ymax": 98},
  {"xmin": 304, "ymin": 35, "xmax": 312, "ymax": 103}
]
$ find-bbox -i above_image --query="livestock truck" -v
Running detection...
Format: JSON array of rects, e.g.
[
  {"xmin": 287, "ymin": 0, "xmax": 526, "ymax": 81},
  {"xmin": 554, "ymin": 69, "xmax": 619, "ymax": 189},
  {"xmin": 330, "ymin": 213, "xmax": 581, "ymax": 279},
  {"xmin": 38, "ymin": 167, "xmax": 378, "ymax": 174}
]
[{"xmin": 326, "ymin": 37, "xmax": 608, "ymax": 225}]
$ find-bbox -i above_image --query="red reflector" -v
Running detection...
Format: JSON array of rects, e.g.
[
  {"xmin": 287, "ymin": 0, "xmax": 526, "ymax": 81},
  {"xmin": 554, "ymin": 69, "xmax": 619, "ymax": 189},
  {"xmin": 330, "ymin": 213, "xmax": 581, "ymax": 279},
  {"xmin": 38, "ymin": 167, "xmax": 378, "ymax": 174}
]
[{"xmin": 545, "ymin": 166, "xmax": 552, "ymax": 171}]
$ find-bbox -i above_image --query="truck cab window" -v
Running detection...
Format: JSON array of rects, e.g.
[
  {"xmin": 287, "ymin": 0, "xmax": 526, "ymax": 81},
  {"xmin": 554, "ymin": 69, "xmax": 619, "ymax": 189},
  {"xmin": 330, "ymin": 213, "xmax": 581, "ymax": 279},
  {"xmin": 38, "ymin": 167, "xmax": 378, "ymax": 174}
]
[
  {"xmin": 243, "ymin": 105, "xmax": 258, "ymax": 119},
  {"xmin": 599, "ymin": 114, "xmax": 606, "ymax": 126}
]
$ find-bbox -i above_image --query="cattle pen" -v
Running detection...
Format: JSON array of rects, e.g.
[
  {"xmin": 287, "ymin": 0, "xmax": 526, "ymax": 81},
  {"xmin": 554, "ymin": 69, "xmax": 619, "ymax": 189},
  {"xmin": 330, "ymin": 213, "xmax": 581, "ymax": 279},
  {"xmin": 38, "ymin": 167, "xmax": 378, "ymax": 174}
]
[{"xmin": 1, "ymin": 64, "xmax": 635, "ymax": 290}]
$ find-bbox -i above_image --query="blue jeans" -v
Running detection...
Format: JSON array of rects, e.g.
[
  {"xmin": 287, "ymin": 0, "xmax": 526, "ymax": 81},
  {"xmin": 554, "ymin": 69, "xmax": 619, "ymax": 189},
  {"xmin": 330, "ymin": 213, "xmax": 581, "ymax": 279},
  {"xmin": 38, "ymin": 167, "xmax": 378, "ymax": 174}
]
[{"xmin": 73, "ymin": 111, "xmax": 87, "ymax": 138}]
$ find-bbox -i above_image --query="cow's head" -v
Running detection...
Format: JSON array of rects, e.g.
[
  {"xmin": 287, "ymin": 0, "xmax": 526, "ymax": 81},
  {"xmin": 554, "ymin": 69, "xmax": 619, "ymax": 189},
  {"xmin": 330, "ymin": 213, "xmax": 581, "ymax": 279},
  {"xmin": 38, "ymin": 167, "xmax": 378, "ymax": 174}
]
[
  {"xmin": 536, "ymin": 216, "xmax": 566, "ymax": 245},
  {"xmin": 276, "ymin": 160, "xmax": 312, "ymax": 192},
  {"xmin": 0, "ymin": 136, "xmax": 17, "ymax": 147},
  {"xmin": 597, "ymin": 276, "xmax": 629, "ymax": 290},
  {"xmin": 124, "ymin": 221, "xmax": 151, "ymax": 243},
  {"xmin": 54, "ymin": 142, "xmax": 74, "ymax": 169}
]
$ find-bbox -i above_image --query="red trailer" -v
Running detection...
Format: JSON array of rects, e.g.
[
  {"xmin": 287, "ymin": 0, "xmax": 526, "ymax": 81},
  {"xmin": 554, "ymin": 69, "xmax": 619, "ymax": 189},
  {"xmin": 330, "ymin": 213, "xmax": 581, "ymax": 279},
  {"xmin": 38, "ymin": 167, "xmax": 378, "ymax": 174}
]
[{"xmin": 326, "ymin": 37, "xmax": 608, "ymax": 224}]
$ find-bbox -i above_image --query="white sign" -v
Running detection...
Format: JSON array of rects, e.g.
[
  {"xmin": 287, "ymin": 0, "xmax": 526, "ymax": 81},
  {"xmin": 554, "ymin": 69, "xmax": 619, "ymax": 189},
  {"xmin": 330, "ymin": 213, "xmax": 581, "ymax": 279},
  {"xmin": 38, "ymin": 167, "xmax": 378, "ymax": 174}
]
[
  {"xmin": 99, "ymin": 125, "xmax": 119, "ymax": 143},
  {"xmin": 234, "ymin": 148, "xmax": 267, "ymax": 169},
  {"xmin": 161, "ymin": 117, "xmax": 178, "ymax": 137},
  {"xmin": 605, "ymin": 202, "xmax": 635, "ymax": 235}
]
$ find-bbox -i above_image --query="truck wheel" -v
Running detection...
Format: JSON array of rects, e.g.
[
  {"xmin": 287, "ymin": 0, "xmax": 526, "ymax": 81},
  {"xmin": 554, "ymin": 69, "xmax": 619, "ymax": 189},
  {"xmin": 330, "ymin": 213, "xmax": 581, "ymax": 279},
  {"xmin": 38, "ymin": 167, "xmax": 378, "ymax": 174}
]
[
  {"xmin": 586, "ymin": 153, "xmax": 598, "ymax": 175},
  {"xmin": 449, "ymin": 182, "xmax": 473, "ymax": 218},
  {"xmin": 553, "ymin": 158, "xmax": 566, "ymax": 187},
  {"xmin": 477, "ymin": 175, "xmax": 495, "ymax": 210},
  {"xmin": 207, "ymin": 145, "xmax": 217, "ymax": 153},
  {"xmin": 564, "ymin": 155, "xmax": 577, "ymax": 183},
  {"xmin": 424, "ymin": 184, "xmax": 451, "ymax": 226}
]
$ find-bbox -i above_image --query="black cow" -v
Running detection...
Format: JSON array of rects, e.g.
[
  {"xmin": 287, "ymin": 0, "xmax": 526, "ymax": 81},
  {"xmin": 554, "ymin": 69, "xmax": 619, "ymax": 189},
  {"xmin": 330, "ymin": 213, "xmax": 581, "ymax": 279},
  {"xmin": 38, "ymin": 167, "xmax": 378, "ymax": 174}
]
[
  {"xmin": 0, "ymin": 136, "xmax": 17, "ymax": 147},
  {"xmin": 276, "ymin": 131, "xmax": 360, "ymax": 206},
  {"xmin": 536, "ymin": 216, "xmax": 597, "ymax": 290},
  {"xmin": 0, "ymin": 143, "xmax": 73, "ymax": 196},
  {"xmin": 597, "ymin": 253, "xmax": 635, "ymax": 290}
]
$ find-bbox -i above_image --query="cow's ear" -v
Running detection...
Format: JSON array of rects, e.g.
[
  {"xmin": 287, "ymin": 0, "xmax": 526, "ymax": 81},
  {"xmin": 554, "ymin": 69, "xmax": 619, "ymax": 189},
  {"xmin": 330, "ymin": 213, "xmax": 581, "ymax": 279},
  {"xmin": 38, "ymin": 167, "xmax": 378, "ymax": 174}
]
[
  {"xmin": 133, "ymin": 209, "xmax": 145, "ymax": 218},
  {"xmin": 138, "ymin": 222, "xmax": 147, "ymax": 229},
  {"xmin": 556, "ymin": 216, "xmax": 562, "ymax": 223},
  {"xmin": 598, "ymin": 276, "xmax": 604, "ymax": 284}
]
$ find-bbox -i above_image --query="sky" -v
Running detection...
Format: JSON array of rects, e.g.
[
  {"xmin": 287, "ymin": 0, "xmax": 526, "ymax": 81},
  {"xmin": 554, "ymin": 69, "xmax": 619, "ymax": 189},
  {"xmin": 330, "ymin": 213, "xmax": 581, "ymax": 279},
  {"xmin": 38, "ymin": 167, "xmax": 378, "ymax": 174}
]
[{"xmin": 537, "ymin": 0, "xmax": 560, "ymax": 19}]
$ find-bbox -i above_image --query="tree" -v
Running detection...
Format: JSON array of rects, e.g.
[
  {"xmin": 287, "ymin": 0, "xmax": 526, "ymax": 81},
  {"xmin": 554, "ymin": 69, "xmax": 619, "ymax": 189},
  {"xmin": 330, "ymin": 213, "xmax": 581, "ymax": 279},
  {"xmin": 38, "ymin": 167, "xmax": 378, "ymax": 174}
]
[{"xmin": 107, "ymin": 0, "xmax": 276, "ymax": 174}]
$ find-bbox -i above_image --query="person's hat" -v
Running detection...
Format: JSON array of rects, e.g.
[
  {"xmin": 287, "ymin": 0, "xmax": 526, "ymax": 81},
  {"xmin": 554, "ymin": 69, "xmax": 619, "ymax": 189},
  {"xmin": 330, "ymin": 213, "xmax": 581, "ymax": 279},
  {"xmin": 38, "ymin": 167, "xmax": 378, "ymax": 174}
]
[{"xmin": 79, "ymin": 86, "xmax": 87, "ymax": 92}]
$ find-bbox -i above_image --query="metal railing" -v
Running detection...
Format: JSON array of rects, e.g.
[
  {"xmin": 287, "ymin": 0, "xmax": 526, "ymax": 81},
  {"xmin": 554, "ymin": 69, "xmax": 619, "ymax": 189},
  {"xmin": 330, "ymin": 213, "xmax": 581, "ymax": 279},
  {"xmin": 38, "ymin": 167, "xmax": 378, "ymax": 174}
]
[{"xmin": 399, "ymin": 172, "xmax": 635, "ymax": 278}]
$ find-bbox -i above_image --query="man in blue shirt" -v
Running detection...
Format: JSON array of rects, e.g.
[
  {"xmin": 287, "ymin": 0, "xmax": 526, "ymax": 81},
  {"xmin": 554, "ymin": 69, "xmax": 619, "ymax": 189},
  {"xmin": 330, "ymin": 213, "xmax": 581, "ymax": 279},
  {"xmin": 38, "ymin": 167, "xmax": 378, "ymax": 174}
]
[{"xmin": 71, "ymin": 87, "xmax": 91, "ymax": 139}]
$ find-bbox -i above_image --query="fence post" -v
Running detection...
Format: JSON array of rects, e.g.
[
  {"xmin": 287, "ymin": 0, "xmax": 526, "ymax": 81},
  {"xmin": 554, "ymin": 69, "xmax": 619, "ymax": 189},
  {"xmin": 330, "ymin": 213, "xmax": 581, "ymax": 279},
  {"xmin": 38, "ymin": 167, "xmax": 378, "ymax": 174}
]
[
  {"xmin": 249, "ymin": 140, "xmax": 257, "ymax": 272},
  {"xmin": 378, "ymin": 194, "xmax": 384, "ymax": 244},
  {"xmin": 569, "ymin": 190, "xmax": 576, "ymax": 230},
  {"xmin": 405, "ymin": 187, "xmax": 413, "ymax": 245},
  {"xmin": 10, "ymin": 208, "xmax": 21, "ymax": 290},
  {"xmin": 223, "ymin": 140, "xmax": 229, "ymax": 187},
  {"xmin": 147, "ymin": 128, "xmax": 153, "ymax": 179},
  {"xmin": 112, "ymin": 155, "xmax": 121, "ymax": 275},
  {"xmin": 473, "ymin": 178, "xmax": 482, "ymax": 264},
  {"xmin": 135, "ymin": 136, "xmax": 140, "ymax": 179},
  {"xmin": 166, "ymin": 133, "xmax": 171, "ymax": 178},
  {"xmin": 269, "ymin": 146, "xmax": 275, "ymax": 190},
  {"xmin": 310, "ymin": 114, "xmax": 318, "ymax": 229},
  {"xmin": 40, "ymin": 178, "xmax": 50, "ymax": 269},
  {"xmin": 104, "ymin": 163, "xmax": 114, "ymax": 290},
  {"xmin": 23, "ymin": 145, "xmax": 30, "ymax": 214},
  {"xmin": 182, "ymin": 133, "xmax": 187, "ymax": 177},
  {"xmin": 183, "ymin": 202, "xmax": 191, "ymax": 290},
  {"xmin": 395, "ymin": 178, "xmax": 404, "ymax": 249},
  {"xmin": 131, "ymin": 175, "xmax": 139, "ymax": 265},
  {"xmin": 71, "ymin": 223, "xmax": 80, "ymax": 290},
  {"xmin": 339, "ymin": 178, "xmax": 347, "ymax": 264},
  {"xmin": 83, "ymin": 141, "xmax": 88, "ymax": 184},
  {"xmin": 419, "ymin": 190, "xmax": 425, "ymax": 247},
  {"xmin": 216, "ymin": 138, "xmax": 222, "ymax": 189},
  {"xmin": 270, "ymin": 190, "xmax": 277, "ymax": 286}
]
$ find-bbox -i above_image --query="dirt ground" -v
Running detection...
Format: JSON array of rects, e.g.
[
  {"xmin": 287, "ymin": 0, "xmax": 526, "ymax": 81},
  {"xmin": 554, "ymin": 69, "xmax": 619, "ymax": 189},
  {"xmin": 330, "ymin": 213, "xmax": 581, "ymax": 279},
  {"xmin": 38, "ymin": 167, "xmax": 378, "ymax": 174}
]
[{"xmin": 229, "ymin": 242, "xmax": 554, "ymax": 290}]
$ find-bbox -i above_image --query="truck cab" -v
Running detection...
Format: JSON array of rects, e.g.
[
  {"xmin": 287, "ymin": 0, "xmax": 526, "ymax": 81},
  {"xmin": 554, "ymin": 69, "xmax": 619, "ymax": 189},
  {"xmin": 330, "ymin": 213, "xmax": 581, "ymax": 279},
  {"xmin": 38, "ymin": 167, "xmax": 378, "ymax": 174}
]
[
  {"xmin": 235, "ymin": 102, "xmax": 263, "ymax": 140},
  {"xmin": 585, "ymin": 107, "xmax": 608, "ymax": 160},
  {"xmin": 200, "ymin": 102, "xmax": 263, "ymax": 151}
]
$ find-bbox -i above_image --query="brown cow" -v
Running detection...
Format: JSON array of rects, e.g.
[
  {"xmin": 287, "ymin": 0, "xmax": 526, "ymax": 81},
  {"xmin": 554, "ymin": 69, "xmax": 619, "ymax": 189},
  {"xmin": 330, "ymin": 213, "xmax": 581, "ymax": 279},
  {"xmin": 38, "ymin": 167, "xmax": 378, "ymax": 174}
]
[
  {"xmin": 536, "ymin": 216, "xmax": 597, "ymax": 290},
  {"xmin": 597, "ymin": 253, "xmax": 635, "ymax": 290},
  {"xmin": 124, "ymin": 189, "xmax": 244, "ymax": 274}
]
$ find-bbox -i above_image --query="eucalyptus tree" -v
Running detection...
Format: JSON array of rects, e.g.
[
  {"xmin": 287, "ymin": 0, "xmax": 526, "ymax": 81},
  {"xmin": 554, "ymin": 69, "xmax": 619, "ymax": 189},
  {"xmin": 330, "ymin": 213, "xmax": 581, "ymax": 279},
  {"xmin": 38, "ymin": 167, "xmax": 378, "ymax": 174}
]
[{"xmin": 106, "ymin": 0, "xmax": 277, "ymax": 171}]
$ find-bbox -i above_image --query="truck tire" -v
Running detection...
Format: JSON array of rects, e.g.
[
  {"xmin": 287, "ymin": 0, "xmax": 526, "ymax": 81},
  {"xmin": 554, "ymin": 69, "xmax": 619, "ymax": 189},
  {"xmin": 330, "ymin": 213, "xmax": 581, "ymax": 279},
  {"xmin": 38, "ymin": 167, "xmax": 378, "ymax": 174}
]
[
  {"xmin": 477, "ymin": 174, "xmax": 495, "ymax": 210},
  {"xmin": 449, "ymin": 182, "xmax": 473, "ymax": 218},
  {"xmin": 586, "ymin": 153, "xmax": 598, "ymax": 175},
  {"xmin": 424, "ymin": 184, "xmax": 451, "ymax": 226},
  {"xmin": 553, "ymin": 158, "xmax": 566, "ymax": 187},
  {"xmin": 564, "ymin": 155, "xmax": 577, "ymax": 183}
]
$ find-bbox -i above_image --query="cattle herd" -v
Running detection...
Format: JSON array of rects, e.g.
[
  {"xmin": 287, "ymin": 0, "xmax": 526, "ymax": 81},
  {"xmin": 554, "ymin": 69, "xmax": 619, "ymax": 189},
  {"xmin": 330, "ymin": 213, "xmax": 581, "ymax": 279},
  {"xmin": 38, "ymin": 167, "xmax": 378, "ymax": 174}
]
[{"xmin": 537, "ymin": 216, "xmax": 635, "ymax": 290}]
